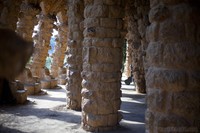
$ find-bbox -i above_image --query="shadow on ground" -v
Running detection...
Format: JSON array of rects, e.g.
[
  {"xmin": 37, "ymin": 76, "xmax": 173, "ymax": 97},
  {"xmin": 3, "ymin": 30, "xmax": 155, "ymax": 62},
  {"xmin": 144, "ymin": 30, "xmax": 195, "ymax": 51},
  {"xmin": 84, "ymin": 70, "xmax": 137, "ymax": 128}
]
[{"xmin": 0, "ymin": 82, "xmax": 146, "ymax": 133}]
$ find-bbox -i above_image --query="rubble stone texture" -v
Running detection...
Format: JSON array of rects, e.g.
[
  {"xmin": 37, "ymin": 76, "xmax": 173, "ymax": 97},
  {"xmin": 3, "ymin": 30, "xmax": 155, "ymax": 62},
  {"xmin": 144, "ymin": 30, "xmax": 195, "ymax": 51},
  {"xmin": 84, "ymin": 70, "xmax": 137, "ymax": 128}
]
[
  {"xmin": 145, "ymin": 1, "xmax": 200, "ymax": 132},
  {"xmin": 125, "ymin": 0, "xmax": 146, "ymax": 93},
  {"xmin": 66, "ymin": 0, "xmax": 84, "ymax": 111},
  {"xmin": 16, "ymin": 1, "xmax": 40, "ymax": 42},
  {"xmin": 9, "ymin": 81, "xmax": 27, "ymax": 104},
  {"xmin": 81, "ymin": 0, "xmax": 125, "ymax": 131},
  {"xmin": 51, "ymin": 11, "xmax": 68, "ymax": 78},
  {"xmin": 123, "ymin": 42, "xmax": 132, "ymax": 78},
  {"xmin": 0, "ymin": 0, "xmax": 22, "ymax": 30},
  {"xmin": 51, "ymin": 10, "xmax": 68, "ymax": 78},
  {"xmin": 40, "ymin": 67, "xmax": 57, "ymax": 89},
  {"xmin": 16, "ymin": 68, "xmax": 41, "ymax": 95},
  {"xmin": 57, "ymin": 67, "xmax": 67, "ymax": 85},
  {"xmin": 31, "ymin": 14, "xmax": 55, "ymax": 78}
]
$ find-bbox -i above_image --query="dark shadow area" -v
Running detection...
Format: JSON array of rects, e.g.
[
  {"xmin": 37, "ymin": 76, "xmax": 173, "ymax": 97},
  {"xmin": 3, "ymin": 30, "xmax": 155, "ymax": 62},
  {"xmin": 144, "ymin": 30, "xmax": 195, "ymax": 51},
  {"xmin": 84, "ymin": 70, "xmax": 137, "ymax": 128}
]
[
  {"xmin": 0, "ymin": 125, "xmax": 27, "ymax": 133},
  {"xmin": 0, "ymin": 104, "xmax": 81, "ymax": 124}
]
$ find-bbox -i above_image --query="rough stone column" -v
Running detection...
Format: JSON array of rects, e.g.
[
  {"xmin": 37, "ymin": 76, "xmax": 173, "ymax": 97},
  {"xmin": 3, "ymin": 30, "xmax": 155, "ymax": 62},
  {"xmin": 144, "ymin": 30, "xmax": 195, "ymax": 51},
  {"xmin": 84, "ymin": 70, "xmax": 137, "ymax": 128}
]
[
  {"xmin": 51, "ymin": 11, "xmax": 68, "ymax": 78},
  {"xmin": 16, "ymin": 1, "xmax": 40, "ymax": 42},
  {"xmin": 125, "ymin": 0, "xmax": 146, "ymax": 93},
  {"xmin": 31, "ymin": 14, "xmax": 55, "ymax": 78},
  {"xmin": 124, "ymin": 42, "xmax": 132, "ymax": 78},
  {"xmin": 0, "ymin": 0, "xmax": 22, "ymax": 30},
  {"xmin": 146, "ymin": 1, "xmax": 200, "ymax": 132},
  {"xmin": 81, "ymin": 1, "xmax": 125, "ymax": 131},
  {"xmin": 66, "ymin": 0, "xmax": 84, "ymax": 110},
  {"xmin": 135, "ymin": 0, "xmax": 150, "ymax": 72}
]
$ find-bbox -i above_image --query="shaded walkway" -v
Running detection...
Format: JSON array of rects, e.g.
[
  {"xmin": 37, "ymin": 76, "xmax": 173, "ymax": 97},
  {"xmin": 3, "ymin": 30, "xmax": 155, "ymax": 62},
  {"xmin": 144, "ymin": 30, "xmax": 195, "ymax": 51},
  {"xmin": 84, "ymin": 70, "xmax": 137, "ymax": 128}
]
[{"xmin": 0, "ymin": 80, "xmax": 146, "ymax": 133}]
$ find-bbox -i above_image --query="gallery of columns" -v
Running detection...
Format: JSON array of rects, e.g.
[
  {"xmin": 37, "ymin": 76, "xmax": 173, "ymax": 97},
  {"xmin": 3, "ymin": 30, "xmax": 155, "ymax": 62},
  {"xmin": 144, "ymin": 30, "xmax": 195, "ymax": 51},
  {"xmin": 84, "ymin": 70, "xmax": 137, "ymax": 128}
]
[{"xmin": 0, "ymin": 0, "xmax": 199, "ymax": 132}]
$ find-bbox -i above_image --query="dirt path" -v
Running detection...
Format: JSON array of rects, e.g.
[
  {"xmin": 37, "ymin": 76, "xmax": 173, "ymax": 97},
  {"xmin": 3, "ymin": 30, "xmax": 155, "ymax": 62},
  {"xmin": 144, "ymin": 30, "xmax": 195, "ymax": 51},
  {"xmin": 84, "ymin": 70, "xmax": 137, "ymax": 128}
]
[{"xmin": 0, "ymin": 80, "xmax": 146, "ymax": 133}]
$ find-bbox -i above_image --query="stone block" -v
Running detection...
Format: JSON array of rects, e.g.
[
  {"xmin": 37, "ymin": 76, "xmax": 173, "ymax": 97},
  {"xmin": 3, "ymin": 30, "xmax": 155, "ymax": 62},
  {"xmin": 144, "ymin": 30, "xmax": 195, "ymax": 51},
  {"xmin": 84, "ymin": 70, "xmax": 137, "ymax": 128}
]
[
  {"xmin": 155, "ymin": 113, "xmax": 190, "ymax": 130},
  {"xmin": 105, "ymin": 28, "xmax": 121, "ymax": 38},
  {"xmin": 82, "ymin": 98, "xmax": 98, "ymax": 114},
  {"xmin": 24, "ymin": 85, "xmax": 35, "ymax": 95},
  {"xmin": 146, "ymin": 68, "xmax": 187, "ymax": 91},
  {"xmin": 16, "ymin": 89, "xmax": 27, "ymax": 104},
  {"xmin": 100, "ymin": 18, "xmax": 117, "ymax": 28},
  {"xmin": 188, "ymin": 71, "xmax": 200, "ymax": 91},
  {"xmin": 41, "ymin": 80, "xmax": 51, "ymax": 89},
  {"xmin": 84, "ymin": 5, "xmax": 108, "ymax": 18},
  {"xmin": 87, "ymin": 114, "xmax": 108, "ymax": 127},
  {"xmin": 108, "ymin": 6, "xmax": 124, "ymax": 18},
  {"xmin": 58, "ymin": 79, "xmax": 67, "ymax": 85},
  {"xmin": 103, "ymin": 0, "xmax": 121, "ymax": 5},
  {"xmin": 84, "ymin": 18, "xmax": 99, "ymax": 28},
  {"xmin": 146, "ymin": 42, "xmax": 163, "ymax": 66},
  {"xmin": 112, "ymin": 38, "xmax": 124, "ymax": 48},
  {"xmin": 83, "ymin": 38, "xmax": 92, "ymax": 46},
  {"xmin": 113, "ymin": 99, "xmax": 121, "ymax": 112},
  {"xmin": 34, "ymin": 83, "xmax": 41, "ymax": 94},
  {"xmin": 172, "ymin": 91, "xmax": 200, "ymax": 119},
  {"xmin": 107, "ymin": 114, "xmax": 118, "ymax": 126},
  {"xmin": 92, "ymin": 38, "xmax": 112, "ymax": 47},
  {"xmin": 73, "ymin": 31, "xmax": 83, "ymax": 40},
  {"xmin": 147, "ymin": 88, "xmax": 168, "ymax": 112},
  {"xmin": 163, "ymin": 42, "xmax": 200, "ymax": 69},
  {"xmin": 145, "ymin": 22, "xmax": 159, "ymax": 42},
  {"xmin": 149, "ymin": 4, "xmax": 170, "ymax": 23},
  {"xmin": 97, "ymin": 99, "xmax": 113, "ymax": 114},
  {"xmin": 51, "ymin": 79, "xmax": 57, "ymax": 88},
  {"xmin": 159, "ymin": 20, "xmax": 185, "ymax": 43}
]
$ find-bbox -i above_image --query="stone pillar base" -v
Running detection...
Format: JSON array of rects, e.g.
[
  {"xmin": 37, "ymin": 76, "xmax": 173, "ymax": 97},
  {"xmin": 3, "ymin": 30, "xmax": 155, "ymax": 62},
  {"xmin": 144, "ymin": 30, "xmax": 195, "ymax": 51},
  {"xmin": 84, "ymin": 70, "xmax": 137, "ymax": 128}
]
[
  {"xmin": 41, "ymin": 79, "xmax": 57, "ymax": 89},
  {"xmin": 58, "ymin": 79, "xmax": 67, "ymax": 85},
  {"xmin": 16, "ymin": 89, "xmax": 27, "ymax": 104},
  {"xmin": 24, "ymin": 85, "xmax": 35, "ymax": 95},
  {"xmin": 24, "ymin": 83, "xmax": 41, "ymax": 95}
]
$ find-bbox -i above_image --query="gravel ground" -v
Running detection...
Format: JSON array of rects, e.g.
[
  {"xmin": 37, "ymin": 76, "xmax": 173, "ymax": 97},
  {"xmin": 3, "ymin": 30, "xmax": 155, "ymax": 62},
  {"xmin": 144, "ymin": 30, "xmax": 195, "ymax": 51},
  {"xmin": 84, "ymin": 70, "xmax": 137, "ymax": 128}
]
[{"xmin": 0, "ymin": 80, "xmax": 146, "ymax": 133}]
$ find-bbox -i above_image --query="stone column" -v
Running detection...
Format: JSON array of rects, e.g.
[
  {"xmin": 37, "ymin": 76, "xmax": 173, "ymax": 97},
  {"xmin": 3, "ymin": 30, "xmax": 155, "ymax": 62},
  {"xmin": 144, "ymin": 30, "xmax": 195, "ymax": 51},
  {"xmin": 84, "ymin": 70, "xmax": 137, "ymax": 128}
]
[
  {"xmin": 16, "ymin": 1, "xmax": 40, "ymax": 42},
  {"xmin": 125, "ymin": 0, "xmax": 146, "ymax": 93},
  {"xmin": 51, "ymin": 10, "xmax": 68, "ymax": 78},
  {"xmin": 0, "ymin": 0, "xmax": 22, "ymax": 30},
  {"xmin": 81, "ymin": 1, "xmax": 124, "ymax": 131},
  {"xmin": 66, "ymin": 0, "xmax": 84, "ymax": 111},
  {"xmin": 31, "ymin": 14, "xmax": 55, "ymax": 78},
  {"xmin": 123, "ymin": 42, "xmax": 132, "ymax": 78},
  {"xmin": 146, "ymin": 1, "xmax": 200, "ymax": 132}
]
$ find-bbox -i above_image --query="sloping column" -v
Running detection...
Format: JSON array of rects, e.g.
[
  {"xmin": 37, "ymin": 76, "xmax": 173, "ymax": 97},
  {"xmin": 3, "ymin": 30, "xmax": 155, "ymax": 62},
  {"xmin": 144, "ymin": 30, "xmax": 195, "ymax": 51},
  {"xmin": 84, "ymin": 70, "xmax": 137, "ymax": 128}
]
[
  {"xmin": 51, "ymin": 10, "xmax": 68, "ymax": 78},
  {"xmin": 66, "ymin": 0, "xmax": 84, "ymax": 110},
  {"xmin": 125, "ymin": 0, "xmax": 146, "ymax": 93},
  {"xmin": 16, "ymin": 1, "xmax": 40, "ymax": 41},
  {"xmin": 81, "ymin": 1, "xmax": 125, "ymax": 131},
  {"xmin": 31, "ymin": 14, "xmax": 54, "ymax": 78},
  {"xmin": 146, "ymin": 1, "xmax": 200, "ymax": 132}
]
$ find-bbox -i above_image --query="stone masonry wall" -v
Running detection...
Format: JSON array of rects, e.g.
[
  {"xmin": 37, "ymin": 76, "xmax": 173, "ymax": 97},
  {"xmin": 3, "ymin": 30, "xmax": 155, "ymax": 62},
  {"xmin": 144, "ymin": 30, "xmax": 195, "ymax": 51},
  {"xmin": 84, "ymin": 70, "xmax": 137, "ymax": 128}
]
[
  {"xmin": 81, "ymin": 0, "xmax": 125, "ymax": 131},
  {"xmin": 66, "ymin": 0, "xmax": 84, "ymax": 110},
  {"xmin": 145, "ymin": 0, "xmax": 200, "ymax": 132}
]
